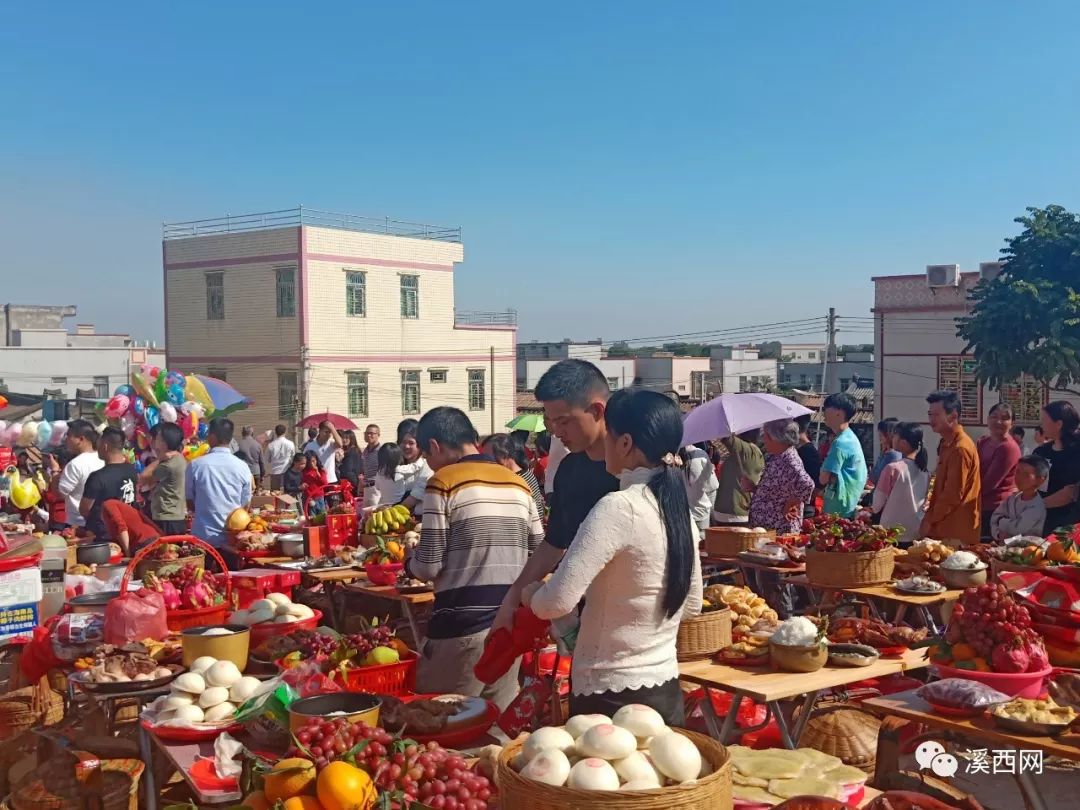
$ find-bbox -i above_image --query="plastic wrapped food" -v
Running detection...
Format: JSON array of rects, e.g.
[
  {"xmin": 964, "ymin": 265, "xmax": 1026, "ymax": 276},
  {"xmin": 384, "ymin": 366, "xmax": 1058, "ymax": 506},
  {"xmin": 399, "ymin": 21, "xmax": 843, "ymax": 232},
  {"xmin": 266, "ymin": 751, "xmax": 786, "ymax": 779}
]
[{"xmin": 917, "ymin": 678, "xmax": 1010, "ymax": 710}]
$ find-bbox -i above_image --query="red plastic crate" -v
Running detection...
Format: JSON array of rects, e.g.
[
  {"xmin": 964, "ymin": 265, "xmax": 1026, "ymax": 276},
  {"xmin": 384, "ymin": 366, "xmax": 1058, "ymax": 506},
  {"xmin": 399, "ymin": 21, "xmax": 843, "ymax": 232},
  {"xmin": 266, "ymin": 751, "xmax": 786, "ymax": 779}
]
[{"xmin": 229, "ymin": 568, "xmax": 300, "ymax": 609}]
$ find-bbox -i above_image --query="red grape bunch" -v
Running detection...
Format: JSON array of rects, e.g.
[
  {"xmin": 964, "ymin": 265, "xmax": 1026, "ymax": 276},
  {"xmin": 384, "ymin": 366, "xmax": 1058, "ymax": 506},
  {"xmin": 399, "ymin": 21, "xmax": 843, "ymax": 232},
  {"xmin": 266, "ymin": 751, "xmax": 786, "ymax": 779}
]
[{"xmin": 289, "ymin": 717, "xmax": 497, "ymax": 810}]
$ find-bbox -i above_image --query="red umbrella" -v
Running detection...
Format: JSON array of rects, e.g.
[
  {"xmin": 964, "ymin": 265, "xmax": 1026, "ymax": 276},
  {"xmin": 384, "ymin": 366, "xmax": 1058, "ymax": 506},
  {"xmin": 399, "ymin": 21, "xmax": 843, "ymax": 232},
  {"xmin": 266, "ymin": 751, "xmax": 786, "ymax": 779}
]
[{"xmin": 296, "ymin": 412, "xmax": 358, "ymax": 430}]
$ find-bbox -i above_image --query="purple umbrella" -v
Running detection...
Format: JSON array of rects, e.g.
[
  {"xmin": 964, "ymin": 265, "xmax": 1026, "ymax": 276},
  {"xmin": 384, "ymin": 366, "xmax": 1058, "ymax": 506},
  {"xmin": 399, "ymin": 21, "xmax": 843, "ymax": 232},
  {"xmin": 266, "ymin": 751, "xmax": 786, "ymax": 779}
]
[{"xmin": 682, "ymin": 393, "xmax": 813, "ymax": 445}]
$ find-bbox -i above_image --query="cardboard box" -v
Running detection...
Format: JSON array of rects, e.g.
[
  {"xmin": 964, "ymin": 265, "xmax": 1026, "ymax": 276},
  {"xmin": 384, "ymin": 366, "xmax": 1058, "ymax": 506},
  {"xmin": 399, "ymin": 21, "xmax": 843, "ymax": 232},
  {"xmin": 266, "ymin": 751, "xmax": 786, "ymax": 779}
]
[
  {"xmin": 0, "ymin": 603, "xmax": 39, "ymax": 642},
  {"xmin": 250, "ymin": 495, "xmax": 278, "ymax": 510},
  {"xmin": 0, "ymin": 566, "xmax": 44, "ymax": 608},
  {"xmin": 304, "ymin": 526, "xmax": 327, "ymax": 558}
]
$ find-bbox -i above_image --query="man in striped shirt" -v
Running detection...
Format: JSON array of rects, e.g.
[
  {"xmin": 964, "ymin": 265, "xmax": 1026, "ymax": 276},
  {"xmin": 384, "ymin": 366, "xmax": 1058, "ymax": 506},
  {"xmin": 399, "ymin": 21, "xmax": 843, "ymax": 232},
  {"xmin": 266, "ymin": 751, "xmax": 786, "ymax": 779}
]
[{"xmin": 406, "ymin": 407, "xmax": 544, "ymax": 709}]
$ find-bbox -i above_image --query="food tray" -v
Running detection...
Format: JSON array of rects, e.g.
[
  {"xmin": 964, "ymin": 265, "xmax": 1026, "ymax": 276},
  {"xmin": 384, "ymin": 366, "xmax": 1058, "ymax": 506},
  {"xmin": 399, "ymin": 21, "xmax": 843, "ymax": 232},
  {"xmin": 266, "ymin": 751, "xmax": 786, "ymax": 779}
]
[
  {"xmin": 140, "ymin": 718, "xmax": 244, "ymax": 742},
  {"xmin": 991, "ymin": 711, "xmax": 1076, "ymax": 737},
  {"xmin": 68, "ymin": 664, "xmax": 182, "ymax": 694},
  {"xmin": 399, "ymin": 694, "xmax": 499, "ymax": 747},
  {"xmin": 893, "ymin": 581, "xmax": 946, "ymax": 595}
]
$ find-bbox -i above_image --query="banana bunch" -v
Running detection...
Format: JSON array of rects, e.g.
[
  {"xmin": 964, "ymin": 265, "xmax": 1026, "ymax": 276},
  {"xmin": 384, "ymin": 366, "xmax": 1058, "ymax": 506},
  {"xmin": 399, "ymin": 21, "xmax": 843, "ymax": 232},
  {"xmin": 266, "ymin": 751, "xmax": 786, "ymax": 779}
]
[{"xmin": 363, "ymin": 503, "xmax": 413, "ymax": 535}]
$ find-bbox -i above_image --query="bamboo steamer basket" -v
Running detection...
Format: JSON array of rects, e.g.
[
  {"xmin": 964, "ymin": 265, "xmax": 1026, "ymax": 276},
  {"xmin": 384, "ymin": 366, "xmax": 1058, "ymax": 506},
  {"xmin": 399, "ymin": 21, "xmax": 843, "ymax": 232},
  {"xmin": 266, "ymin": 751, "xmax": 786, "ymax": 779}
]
[
  {"xmin": 796, "ymin": 703, "xmax": 880, "ymax": 773},
  {"xmin": 9, "ymin": 755, "xmax": 143, "ymax": 810},
  {"xmin": 677, "ymin": 608, "xmax": 733, "ymax": 661},
  {"xmin": 496, "ymin": 728, "xmax": 731, "ymax": 810},
  {"xmin": 805, "ymin": 547, "xmax": 895, "ymax": 588},
  {"xmin": 0, "ymin": 677, "xmax": 64, "ymax": 741},
  {"xmin": 703, "ymin": 527, "xmax": 775, "ymax": 557}
]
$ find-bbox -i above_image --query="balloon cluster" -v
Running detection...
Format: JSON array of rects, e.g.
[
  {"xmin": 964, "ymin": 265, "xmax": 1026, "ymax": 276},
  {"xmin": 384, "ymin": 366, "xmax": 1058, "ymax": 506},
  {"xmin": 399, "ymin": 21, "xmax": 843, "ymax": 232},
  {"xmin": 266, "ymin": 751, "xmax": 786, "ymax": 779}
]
[
  {"xmin": 0, "ymin": 419, "xmax": 69, "ymax": 451},
  {"xmin": 103, "ymin": 365, "xmax": 212, "ymax": 468}
]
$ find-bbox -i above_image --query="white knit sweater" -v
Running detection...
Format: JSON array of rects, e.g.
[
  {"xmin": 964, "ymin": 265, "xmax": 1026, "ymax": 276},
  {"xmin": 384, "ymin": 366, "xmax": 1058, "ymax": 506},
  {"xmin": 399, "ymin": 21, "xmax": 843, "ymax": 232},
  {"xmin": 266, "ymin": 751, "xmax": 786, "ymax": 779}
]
[{"xmin": 530, "ymin": 466, "xmax": 703, "ymax": 697}]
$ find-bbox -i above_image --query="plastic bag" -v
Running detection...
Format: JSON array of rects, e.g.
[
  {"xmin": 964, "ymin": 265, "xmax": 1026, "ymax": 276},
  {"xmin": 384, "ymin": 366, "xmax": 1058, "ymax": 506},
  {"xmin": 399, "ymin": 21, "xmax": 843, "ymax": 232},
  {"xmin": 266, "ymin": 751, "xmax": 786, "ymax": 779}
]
[
  {"xmin": 917, "ymin": 678, "xmax": 1010, "ymax": 709},
  {"xmin": 104, "ymin": 588, "xmax": 169, "ymax": 645},
  {"xmin": 51, "ymin": 613, "xmax": 106, "ymax": 661},
  {"xmin": 235, "ymin": 677, "xmax": 298, "ymax": 748},
  {"xmin": 281, "ymin": 657, "xmax": 343, "ymax": 697}
]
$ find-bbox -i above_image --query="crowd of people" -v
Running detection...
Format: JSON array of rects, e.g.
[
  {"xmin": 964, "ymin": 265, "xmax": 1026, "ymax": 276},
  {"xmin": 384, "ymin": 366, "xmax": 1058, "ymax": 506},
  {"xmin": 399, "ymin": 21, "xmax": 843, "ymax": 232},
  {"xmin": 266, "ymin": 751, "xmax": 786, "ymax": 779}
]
[{"xmin": 7, "ymin": 358, "xmax": 1080, "ymax": 725}]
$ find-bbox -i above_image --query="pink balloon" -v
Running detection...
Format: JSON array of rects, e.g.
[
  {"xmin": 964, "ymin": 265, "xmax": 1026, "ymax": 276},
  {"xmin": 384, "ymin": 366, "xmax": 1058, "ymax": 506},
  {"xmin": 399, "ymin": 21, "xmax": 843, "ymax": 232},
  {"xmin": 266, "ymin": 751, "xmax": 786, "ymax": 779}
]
[{"xmin": 104, "ymin": 394, "xmax": 130, "ymax": 420}]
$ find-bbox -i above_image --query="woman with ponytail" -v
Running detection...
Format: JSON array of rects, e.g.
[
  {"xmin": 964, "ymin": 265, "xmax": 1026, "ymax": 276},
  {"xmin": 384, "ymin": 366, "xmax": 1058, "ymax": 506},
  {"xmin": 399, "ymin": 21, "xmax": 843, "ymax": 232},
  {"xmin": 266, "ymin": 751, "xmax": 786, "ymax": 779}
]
[
  {"xmin": 529, "ymin": 388, "xmax": 701, "ymax": 725},
  {"xmin": 871, "ymin": 422, "xmax": 929, "ymax": 546},
  {"xmin": 1034, "ymin": 401, "xmax": 1080, "ymax": 534}
]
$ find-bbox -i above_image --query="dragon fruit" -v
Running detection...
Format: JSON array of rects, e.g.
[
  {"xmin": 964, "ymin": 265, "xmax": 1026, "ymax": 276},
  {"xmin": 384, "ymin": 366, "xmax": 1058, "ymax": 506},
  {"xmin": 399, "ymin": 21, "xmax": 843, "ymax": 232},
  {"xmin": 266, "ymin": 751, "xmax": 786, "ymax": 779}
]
[
  {"xmin": 1025, "ymin": 637, "xmax": 1050, "ymax": 672},
  {"xmin": 141, "ymin": 570, "xmax": 182, "ymax": 609},
  {"xmin": 992, "ymin": 640, "xmax": 1029, "ymax": 673},
  {"xmin": 181, "ymin": 568, "xmax": 215, "ymax": 609}
]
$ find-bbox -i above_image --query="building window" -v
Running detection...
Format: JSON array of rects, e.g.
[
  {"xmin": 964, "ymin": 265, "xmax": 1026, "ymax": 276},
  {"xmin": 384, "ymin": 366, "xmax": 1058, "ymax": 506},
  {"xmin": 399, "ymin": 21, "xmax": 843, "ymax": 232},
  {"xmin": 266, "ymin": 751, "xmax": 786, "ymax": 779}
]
[
  {"xmin": 51, "ymin": 376, "xmax": 68, "ymax": 385},
  {"xmin": 92, "ymin": 376, "xmax": 109, "ymax": 398},
  {"xmin": 429, "ymin": 369, "xmax": 448, "ymax": 383},
  {"xmin": 345, "ymin": 271, "xmax": 366, "ymax": 317},
  {"xmin": 607, "ymin": 376, "xmax": 619, "ymax": 390},
  {"xmin": 468, "ymin": 369, "xmax": 486, "ymax": 411},
  {"xmin": 276, "ymin": 268, "xmax": 296, "ymax": 317},
  {"xmin": 347, "ymin": 372, "xmax": 369, "ymax": 417},
  {"xmin": 401, "ymin": 370, "xmax": 421, "ymax": 414},
  {"xmin": 739, "ymin": 376, "xmax": 748, "ymax": 392},
  {"xmin": 937, "ymin": 356, "xmax": 982, "ymax": 424},
  {"xmin": 206, "ymin": 272, "xmax": 225, "ymax": 320},
  {"xmin": 207, "ymin": 367, "xmax": 227, "ymax": 382},
  {"xmin": 277, "ymin": 371, "xmax": 298, "ymax": 419},
  {"xmin": 400, "ymin": 275, "xmax": 419, "ymax": 319},
  {"xmin": 998, "ymin": 374, "xmax": 1047, "ymax": 424},
  {"xmin": 807, "ymin": 351, "xmax": 816, "ymax": 360}
]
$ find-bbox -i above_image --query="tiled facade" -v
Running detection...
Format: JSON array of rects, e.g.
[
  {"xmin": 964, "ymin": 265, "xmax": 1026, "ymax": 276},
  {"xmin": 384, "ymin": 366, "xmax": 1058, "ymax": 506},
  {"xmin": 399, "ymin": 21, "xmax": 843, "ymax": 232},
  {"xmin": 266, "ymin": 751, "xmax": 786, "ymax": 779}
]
[{"xmin": 164, "ymin": 225, "xmax": 515, "ymax": 435}]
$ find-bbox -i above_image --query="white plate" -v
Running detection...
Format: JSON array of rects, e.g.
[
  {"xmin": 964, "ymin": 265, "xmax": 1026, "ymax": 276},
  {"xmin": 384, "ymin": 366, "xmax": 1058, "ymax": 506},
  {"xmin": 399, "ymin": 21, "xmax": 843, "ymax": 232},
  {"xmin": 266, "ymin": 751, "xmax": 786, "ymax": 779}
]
[
  {"xmin": 427, "ymin": 694, "xmax": 488, "ymax": 728},
  {"xmin": 893, "ymin": 580, "xmax": 945, "ymax": 594}
]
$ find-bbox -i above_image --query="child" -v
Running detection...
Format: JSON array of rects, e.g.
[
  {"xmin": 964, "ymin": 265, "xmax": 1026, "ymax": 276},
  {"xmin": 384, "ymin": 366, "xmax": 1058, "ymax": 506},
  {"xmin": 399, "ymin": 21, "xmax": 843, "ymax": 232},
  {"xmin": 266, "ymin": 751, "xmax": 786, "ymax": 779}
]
[
  {"xmin": 990, "ymin": 455, "xmax": 1049, "ymax": 541},
  {"xmin": 871, "ymin": 422, "xmax": 929, "ymax": 546},
  {"xmin": 301, "ymin": 452, "xmax": 328, "ymax": 516},
  {"xmin": 283, "ymin": 453, "xmax": 305, "ymax": 498},
  {"xmin": 373, "ymin": 443, "xmax": 406, "ymax": 506}
]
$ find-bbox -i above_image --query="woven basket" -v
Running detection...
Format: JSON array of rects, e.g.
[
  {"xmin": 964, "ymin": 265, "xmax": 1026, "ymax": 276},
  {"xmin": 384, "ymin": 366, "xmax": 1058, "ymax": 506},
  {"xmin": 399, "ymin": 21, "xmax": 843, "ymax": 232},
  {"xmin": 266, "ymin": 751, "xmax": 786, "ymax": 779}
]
[
  {"xmin": 796, "ymin": 703, "xmax": 880, "ymax": 773},
  {"xmin": 496, "ymin": 728, "xmax": 731, "ymax": 810},
  {"xmin": 133, "ymin": 552, "xmax": 205, "ymax": 581},
  {"xmin": 10, "ymin": 753, "xmax": 143, "ymax": 810},
  {"xmin": 0, "ymin": 677, "xmax": 64, "ymax": 741},
  {"xmin": 805, "ymin": 547, "xmax": 895, "ymax": 588},
  {"xmin": 703, "ymin": 527, "xmax": 774, "ymax": 557},
  {"xmin": 677, "ymin": 609, "xmax": 733, "ymax": 661}
]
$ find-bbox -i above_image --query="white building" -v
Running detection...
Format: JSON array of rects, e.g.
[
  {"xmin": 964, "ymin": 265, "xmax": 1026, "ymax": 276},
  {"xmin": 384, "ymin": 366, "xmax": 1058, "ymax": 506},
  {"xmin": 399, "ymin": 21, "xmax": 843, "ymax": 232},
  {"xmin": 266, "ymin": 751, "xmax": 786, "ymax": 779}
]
[
  {"xmin": 874, "ymin": 263, "xmax": 1076, "ymax": 466},
  {"xmin": 634, "ymin": 354, "xmax": 712, "ymax": 399},
  {"xmin": 516, "ymin": 340, "xmax": 635, "ymax": 392},
  {"xmin": 781, "ymin": 342, "xmax": 827, "ymax": 363},
  {"xmin": 709, "ymin": 346, "xmax": 778, "ymax": 393},
  {"xmin": 0, "ymin": 307, "xmax": 163, "ymax": 401},
  {"xmin": 163, "ymin": 207, "xmax": 516, "ymax": 434}
]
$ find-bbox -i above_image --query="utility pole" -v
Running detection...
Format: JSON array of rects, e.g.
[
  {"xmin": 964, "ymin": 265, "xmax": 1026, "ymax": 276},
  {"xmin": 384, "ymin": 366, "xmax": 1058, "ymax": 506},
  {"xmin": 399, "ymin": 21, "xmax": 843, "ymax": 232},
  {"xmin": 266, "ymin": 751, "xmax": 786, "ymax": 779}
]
[
  {"xmin": 824, "ymin": 307, "xmax": 839, "ymax": 395},
  {"xmin": 490, "ymin": 345, "xmax": 496, "ymax": 435}
]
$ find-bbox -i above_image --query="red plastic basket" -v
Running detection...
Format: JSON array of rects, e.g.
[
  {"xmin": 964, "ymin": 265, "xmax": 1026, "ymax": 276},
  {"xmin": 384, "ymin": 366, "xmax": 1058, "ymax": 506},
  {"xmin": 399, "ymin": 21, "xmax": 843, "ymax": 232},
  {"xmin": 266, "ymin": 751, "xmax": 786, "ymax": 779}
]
[
  {"xmin": 121, "ymin": 535, "xmax": 233, "ymax": 632},
  {"xmin": 240, "ymin": 608, "xmax": 324, "ymax": 647},
  {"xmin": 333, "ymin": 651, "xmax": 418, "ymax": 696}
]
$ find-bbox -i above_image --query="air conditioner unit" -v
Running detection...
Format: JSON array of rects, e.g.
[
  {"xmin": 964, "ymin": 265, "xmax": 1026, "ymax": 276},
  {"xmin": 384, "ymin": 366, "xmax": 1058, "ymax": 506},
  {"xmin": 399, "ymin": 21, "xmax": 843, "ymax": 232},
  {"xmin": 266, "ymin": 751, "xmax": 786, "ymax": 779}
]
[
  {"xmin": 926, "ymin": 264, "xmax": 960, "ymax": 288},
  {"xmin": 979, "ymin": 261, "xmax": 1003, "ymax": 281}
]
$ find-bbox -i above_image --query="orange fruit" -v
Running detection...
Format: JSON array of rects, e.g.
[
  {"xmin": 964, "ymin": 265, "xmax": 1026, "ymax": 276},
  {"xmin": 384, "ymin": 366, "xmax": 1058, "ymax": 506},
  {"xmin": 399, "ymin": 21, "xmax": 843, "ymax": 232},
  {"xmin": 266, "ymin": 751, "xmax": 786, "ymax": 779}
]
[
  {"xmin": 264, "ymin": 757, "xmax": 317, "ymax": 802},
  {"xmin": 241, "ymin": 791, "xmax": 271, "ymax": 810},
  {"xmin": 389, "ymin": 637, "xmax": 411, "ymax": 658},
  {"xmin": 283, "ymin": 798, "xmax": 324, "ymax": 810},
  {"xmin": 316, "ymin": 761, "xmax": 377, "ymax": 810}
]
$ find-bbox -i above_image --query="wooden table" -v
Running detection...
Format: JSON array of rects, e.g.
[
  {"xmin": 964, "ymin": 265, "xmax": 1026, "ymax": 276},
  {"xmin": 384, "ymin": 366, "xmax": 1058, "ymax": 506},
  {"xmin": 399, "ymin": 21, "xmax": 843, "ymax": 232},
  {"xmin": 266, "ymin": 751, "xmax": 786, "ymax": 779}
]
[
  {"xmin": 863, "ymin": 689, "xmax": 1080, "ymax": 810},
  {"xmin": 787, "ymin": 575, "xmax": 962, "ymax": 631},
  {"xmin": 140, "ymin": 730, "xmax": 242, "ymax": 810},
  {"xmin": 680, "ymin": 647, "xmax": 930, "ymax": 748},
  {"xmin": 344, "ymin": 582, "xmax": 435, "ymax": 647}
]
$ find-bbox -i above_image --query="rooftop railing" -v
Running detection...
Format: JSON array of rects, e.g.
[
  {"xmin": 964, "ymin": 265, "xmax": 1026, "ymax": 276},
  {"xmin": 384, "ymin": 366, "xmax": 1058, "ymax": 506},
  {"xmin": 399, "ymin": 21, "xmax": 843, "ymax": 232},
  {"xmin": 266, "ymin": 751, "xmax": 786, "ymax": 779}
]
[
  {"xmin": 162, "ymin": 206, "xmax": 462, "ymax": 242},
  {"xmin": 454, "ymin": 309, "xmax": 518, "ymax": 327}
]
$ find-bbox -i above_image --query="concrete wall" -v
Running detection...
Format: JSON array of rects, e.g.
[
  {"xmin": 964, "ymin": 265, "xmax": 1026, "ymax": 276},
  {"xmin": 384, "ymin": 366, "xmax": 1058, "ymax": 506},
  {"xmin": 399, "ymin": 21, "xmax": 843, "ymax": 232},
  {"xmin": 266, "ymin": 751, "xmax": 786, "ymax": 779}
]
[
  {"xmin": 710, "ymin": 357, "xmax": 778, "ymax": 393},
  {"xmin": 0, "ymin": 345, "xmax": 132, "ymax": 399},
  {"xmin": 523, "ymin": 358, "xmax": 635, "ymax": 392},
  {"xmin": 781, "ymin": 343, "xmax": 827, "ymax": 362},
  {"xmin": 874, "ymin": 272, "xmax": 1080, "ymax": 467},
  {"xmin": 165, "ymin": 223, "xmax": 514, "ymax": 432},
  {"xmin": 635, "ymin": 357, "xmax": 711, "ymax": 395},
  {"xmin": 1, "ymin": 304, "xmax": 76, "ymax": 346}
]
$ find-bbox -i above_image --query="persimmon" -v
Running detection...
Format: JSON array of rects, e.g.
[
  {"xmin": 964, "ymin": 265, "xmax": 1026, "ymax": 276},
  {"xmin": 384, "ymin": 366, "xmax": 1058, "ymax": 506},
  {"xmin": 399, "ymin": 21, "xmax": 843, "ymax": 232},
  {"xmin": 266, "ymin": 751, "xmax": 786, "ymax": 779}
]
[
  {"xmin": 264, "ymin": 758, "xmax": 317, "ymax": 802},
  {"xmin": 282, "ymin": 798, "xmax": 324, "ymax": 810},
  {"xmin": 1047, "ymin": 539, "xmax": 1080, "ymax": 564}
]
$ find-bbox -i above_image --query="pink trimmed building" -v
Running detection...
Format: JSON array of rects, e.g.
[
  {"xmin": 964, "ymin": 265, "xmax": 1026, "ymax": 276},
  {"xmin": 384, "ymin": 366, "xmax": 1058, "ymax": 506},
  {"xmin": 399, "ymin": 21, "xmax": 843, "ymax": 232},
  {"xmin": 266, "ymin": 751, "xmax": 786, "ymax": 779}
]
[{"xmin": 163, "ymin": 208, "xmax": 516, "ymax": 433}]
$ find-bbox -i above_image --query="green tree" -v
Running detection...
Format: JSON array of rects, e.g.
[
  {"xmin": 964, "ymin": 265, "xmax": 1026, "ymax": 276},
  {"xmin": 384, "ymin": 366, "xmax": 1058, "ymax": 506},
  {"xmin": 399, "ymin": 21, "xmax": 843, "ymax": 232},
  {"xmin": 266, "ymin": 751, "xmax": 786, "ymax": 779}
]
[
  {"xmin": 756, "ymin": 341, "xmax": 782, "ymax": 359},
  {"xmin": 958, "ymin": 204, "xmax": 1080, "ymax": 394}
]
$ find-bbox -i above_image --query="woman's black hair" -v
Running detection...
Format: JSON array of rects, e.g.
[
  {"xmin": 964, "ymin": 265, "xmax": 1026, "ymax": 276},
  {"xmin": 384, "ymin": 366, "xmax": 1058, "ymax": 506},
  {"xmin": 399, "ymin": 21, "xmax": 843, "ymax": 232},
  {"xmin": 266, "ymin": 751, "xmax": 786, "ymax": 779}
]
[
  {"xmin": 484, "ymin": 433, "xmax": 528, "ymax": 469},
  {"xmin": 377, "ymin": 442, "xmax": 403, "ymax": 478},
  {"xmin": 291, "ymin": 452, "xmax": 306, "ymax": 467},
  {"xmin": 396, "ymin": 419, "xmax": 419, "ymax": 444},
  {"xmin": 304, "ymin": 451, "xmax": 322, "ymax": 470},
  {"xmin": 1044, "ymin": 400, "xmax": 1080, "ymax": 448},
  {"xmin": 604, "ymin": 388, "xmax": 694, "ymax": 619},
  {"xmin": 534, "ymin": 431, "xmax": 552, "ymax": 455},
  {"xmin": 877, "ymin": 417, "xmax": 899, "ymax": 436},
  {"xmin": 893, "ymin": 422, "xmax": 928, "ymax": 472}
]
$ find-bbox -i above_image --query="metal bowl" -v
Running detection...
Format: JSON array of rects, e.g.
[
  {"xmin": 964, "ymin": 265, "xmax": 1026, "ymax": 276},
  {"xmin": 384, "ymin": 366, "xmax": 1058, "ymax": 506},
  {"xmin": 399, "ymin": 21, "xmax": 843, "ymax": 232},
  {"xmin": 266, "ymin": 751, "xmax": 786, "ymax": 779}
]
[
  {"xmin": 66, "ymin": 590, "xmax": 121, "ymax": 614},
  {"xmin": 76, "ymin": 542, "xmax": 113, "ymax": 565},
  {"xmin": 289, "ymin": 692, "xmax": 382, "ymax": 733},
  {"xmin": 827, "ymin": 642, "xmax": 881, "ymax": 668},
  {"xmin": 942, "ymin": 565, "xmax": 989, "ymax": 589},
  {"xmin": 277, "ymin": 534, "xmax": 305, "ymax": 558},
  {"xmin": 991, "ymin": 711, "xmax": 1076, "ymax": 737}
]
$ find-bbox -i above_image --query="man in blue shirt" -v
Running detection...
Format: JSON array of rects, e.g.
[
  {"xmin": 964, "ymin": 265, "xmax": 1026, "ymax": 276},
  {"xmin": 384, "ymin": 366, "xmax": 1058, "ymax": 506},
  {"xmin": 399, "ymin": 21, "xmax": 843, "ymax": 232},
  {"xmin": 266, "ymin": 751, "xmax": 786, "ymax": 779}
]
[
  {"xmin": 820, "ymin": 393, "xmax": 868, "ymax": 517},
  {"xmin": 186, "ymin": 418, "xmax": 252, "ymax": 553}
]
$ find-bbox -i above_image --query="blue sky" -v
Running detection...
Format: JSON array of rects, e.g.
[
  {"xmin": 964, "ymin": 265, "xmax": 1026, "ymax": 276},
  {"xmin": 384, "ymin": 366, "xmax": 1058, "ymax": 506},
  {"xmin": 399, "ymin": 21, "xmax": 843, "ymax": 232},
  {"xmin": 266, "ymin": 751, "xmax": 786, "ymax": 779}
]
[{"xmin": 2, "ymin": 2, "xmax": 1079, "ymax": 348}]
